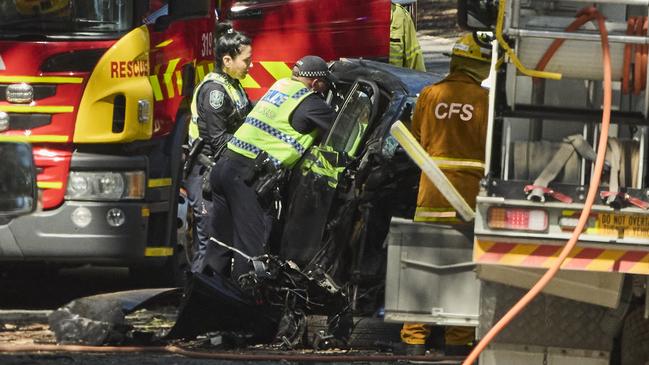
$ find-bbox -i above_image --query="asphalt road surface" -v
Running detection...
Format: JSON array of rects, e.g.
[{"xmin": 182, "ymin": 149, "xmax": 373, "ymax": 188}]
[{"xmin": 0, "ymin": 266, "xmax": 141, "ymax": 310}]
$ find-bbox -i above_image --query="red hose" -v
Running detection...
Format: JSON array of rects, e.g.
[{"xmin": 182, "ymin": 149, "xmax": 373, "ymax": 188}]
[
  {"xmin": 0, "ymin": 343, "xmax": 461, "ymax": 362},
  {"xmin": 463, "ymin": 8, "xmax": 613, "ymax": 365}
]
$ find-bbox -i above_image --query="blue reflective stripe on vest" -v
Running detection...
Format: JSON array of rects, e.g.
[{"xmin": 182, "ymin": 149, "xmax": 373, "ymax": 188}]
[
  {"xmin": 229, "ymin": 137, "xmax": 281, "ymax": 167},
  {"xmin": 291, "ymin": 87, "xmax": 310, "ymax": 99},
  {"xmin": 244, "ymin": 117, "xmax": 306, "ymax": 155}
]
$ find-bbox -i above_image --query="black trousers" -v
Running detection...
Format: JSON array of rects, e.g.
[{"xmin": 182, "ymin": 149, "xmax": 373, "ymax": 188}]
[
  {"xmin": 183, "ymin": 164, "xmax": 215, "ymax": 274},
  {"xmin": 209, "ymin": 152, "xmax": 274, "ymax": 281}
]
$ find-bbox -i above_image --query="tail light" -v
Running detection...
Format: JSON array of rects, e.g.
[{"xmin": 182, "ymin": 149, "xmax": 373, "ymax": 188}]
[{"xmin": 487, "ymin": 207, "xmax": 548, "ymax": 232}]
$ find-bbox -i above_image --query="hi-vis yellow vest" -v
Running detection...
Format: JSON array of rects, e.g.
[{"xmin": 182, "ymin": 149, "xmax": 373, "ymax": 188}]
[
  {"xmin": 390, "ymin": 3, "xmax": 426, "ymax": 72},
  {"xmin": 189, "ymin": 72, "xmax": 248, "ymax": 142},
  {"xmin": 228, "ymin": 78, "xmax": 317, "ymax": 168}
]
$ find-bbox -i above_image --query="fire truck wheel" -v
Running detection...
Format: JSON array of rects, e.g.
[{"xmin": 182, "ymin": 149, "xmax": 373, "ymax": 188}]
[
  {"xmin": 306, "ymin": 315, "xmax": 402, "ymax": 349},
  {"xmin": 621, "ymin": 304, "xmax": 649, "ymax": 365}
]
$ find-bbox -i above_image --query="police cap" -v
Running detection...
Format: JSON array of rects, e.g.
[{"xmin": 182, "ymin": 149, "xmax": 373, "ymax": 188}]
[{"xmin": 295, "ymin": 55, "xmax": 339, "ymax": 84}]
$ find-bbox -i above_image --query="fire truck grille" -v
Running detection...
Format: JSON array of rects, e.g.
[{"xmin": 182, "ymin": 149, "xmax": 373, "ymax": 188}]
[
  {"xmin": 5, "ymin": 114, "xmax": 51, "ymax": 130},
  {"xmin": 0, "ymin": 84, "xmax": 56, "ymax": 101}
]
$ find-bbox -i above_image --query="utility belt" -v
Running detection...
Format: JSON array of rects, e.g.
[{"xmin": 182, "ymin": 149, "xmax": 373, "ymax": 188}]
[
  {"xmin": 197, "ymin": 154, "xmax": 215, "ymax": 168},
  {"xmin": 233, "ymin": 150, "xmax": 288, "ymax": 205},
  {"xmin": 183, "ymin": 137, "xmax": 206, "ymax": 179},
  {"xmin": 183, "ymin": 137, "xmax": 216, "ymax": 199}
]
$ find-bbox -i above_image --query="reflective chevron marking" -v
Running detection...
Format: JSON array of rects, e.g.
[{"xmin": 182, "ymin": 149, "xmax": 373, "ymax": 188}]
[
  {"xmin": 155, "ymin": 39, "xmax": 173, "ymax": 48},
  {"xmin": 474, "ymin": 239, "xmax": 649, "ymax": 274},
  {"xmin": 149, "ymin": 75, "xmax": 163, "ymax": 101},
  {"xmin": 175, "ymin": 70, "xmax": 183, "ymax": 95},
  {"xmin": 240, "ymin": 73, "xmax": 261, "ymax": 88},
  {"xmin": 260, "ymin": 61, "xmax": 293, "ymax": 80},
  {"xmin": 164, "ymin": 58, "xmax": 180, "ymax": 99}
]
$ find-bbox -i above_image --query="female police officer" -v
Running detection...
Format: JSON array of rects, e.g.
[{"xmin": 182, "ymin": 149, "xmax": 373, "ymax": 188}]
[{"xmin": 185, "ymin": 22, "xmax": 253, "ymax": 274}]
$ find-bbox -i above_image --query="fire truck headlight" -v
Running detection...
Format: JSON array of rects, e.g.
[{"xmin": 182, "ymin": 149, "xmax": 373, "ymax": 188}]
[
  {"xmin": 68, "ymin": 173, "xmax": 91, "ymax": 196},
  {"xmin": 66, "ymin": 171, "xmax": 145, "ymax": 201}
]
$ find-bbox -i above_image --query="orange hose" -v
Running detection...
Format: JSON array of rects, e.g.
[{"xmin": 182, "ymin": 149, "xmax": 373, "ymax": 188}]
[
  {"xmin": 534, "ymin": 7, "xmax": 598, "ymax": 80},
  {"xmin": 634, "ymin": 17, "xmax": 644, "ymax": 94},
  {"xmin": 462, "ymin": 9, "xmax": 613, "ymax": 365},
  {"xmin": 622, "ymin": 16, "xmax": 647, "ymax": 95},
  {"xmin": 634, "ymin": 16, "xmax": 649, "ymax": 94},
  {"xmin": 623, "ymin": 17, "xmax": 636, "ymax": 94}
]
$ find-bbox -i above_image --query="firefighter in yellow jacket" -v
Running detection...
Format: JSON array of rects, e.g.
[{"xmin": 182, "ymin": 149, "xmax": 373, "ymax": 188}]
[
  {"xmin": 400, "ymin": 33, "xmax": 492, "ymax": 356},
  {"xmin": 390, "ymin": 2, "xmax": 426, "ymax": 72}
]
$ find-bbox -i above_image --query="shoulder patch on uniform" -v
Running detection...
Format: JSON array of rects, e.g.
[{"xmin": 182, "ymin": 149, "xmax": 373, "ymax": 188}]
[{"xmin": 209, "ymin": 90, "xmax": 225, "ymax": 110}]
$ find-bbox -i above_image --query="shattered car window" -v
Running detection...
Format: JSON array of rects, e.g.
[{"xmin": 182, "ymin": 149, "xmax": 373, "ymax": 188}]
[{"xmin": 325, "ymin": 87, "xmax": 372, "ymax": 157}]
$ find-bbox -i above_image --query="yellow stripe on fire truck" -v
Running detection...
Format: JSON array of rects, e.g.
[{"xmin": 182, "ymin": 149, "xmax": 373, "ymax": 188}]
[
  {"xmin": 0, "ymin": 135, "xmax": 68, "ymax": 143},
  {"xmin": 0, "ymin": 106, "xmax": 73, "ymax": 114},
  {"xmin": 148, "ymin": 60, "xmax": 297, "ymax": 101},
  {"xmin": 144, "ymin": 247, "xmax": 173, "ymax": 257},
  {"xmin": 0, "ymin": 76, "xmax": 83, "ymax": 84},
  {"xmin": 163, "ymin": 58, "xmax": 180, "ymax": 99},
  {"xmin": 192, "ymin": 61, "xmax": 293, "ymax": 92},
  {"xmin": 155, "ymin": 39, "xmax": 173, "ymax": 48},
  {"xmin": 149, "ymin": 58, "xmax": 182, "ymax": 101},
  {"xmin": 259, "ymin": 61, "xmax": 293, "ymax": 81},
  {"xmin": 37, "ymin": 181, "xmax": 63, "ymax": 189},
  {"xmin": 474, "ymin": 239, "xmax": 649, "ymax": 274}
]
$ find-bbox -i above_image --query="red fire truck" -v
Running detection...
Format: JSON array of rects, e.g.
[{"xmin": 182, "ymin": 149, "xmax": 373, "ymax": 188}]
[{"xmin": 0, "ymin": 0, "xmax": 389, "ymax": 281}]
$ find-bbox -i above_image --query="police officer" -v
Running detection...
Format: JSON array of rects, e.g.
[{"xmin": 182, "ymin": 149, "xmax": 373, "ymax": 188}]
[
  {"xmin": 185, "ymin": 22, "xmax": 253, "ymax": 274},
  {"xmin": 400, "ymin": 33, "xmax": 492, "ymax": 355},
  {"xmin": 209, "ymin": 55, "xmax": 336, "ymax": 282}
]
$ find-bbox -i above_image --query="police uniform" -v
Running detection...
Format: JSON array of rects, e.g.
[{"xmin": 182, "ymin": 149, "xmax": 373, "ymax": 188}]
[
  {"xmin": 185, "ymin": 71, "xmax": 251, "ymax": 274},
  {"xmin": 209, "ymin": 56, "xmax": 335, "ymax": 281},
  {"xmin": 390, "ymin": 3, "xmax": 426, "ymax": 72}
]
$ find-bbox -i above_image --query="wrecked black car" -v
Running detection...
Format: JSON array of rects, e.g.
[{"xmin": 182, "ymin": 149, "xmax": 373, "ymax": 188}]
[
  {"xmin": 175, "ymin": 59, "xmax": 441, "ymax": 346},
  {"xmin": 51, "ymin": 59, "xmax": 441, "ymax": 349}
]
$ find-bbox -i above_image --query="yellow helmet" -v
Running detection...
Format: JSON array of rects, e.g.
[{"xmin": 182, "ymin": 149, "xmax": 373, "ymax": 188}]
[
  {"xmin": 451, "ymin": 33, "xmax": 492, "ymax": 63},
  {"xmin": 14, "ymin": 0, "xmax": 70, "ymax": 16}
]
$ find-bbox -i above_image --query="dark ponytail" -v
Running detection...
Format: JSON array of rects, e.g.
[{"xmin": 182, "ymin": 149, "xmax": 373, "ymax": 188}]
[{"xmin": 214, "ymin": 22, "xmax": 252, "ymax": 69}]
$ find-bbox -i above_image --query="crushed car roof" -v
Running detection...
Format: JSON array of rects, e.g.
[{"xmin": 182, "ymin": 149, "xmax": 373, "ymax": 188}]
[{"xmin": 330, "ymin": 58, "xmax": 443, "ymax": 96}]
